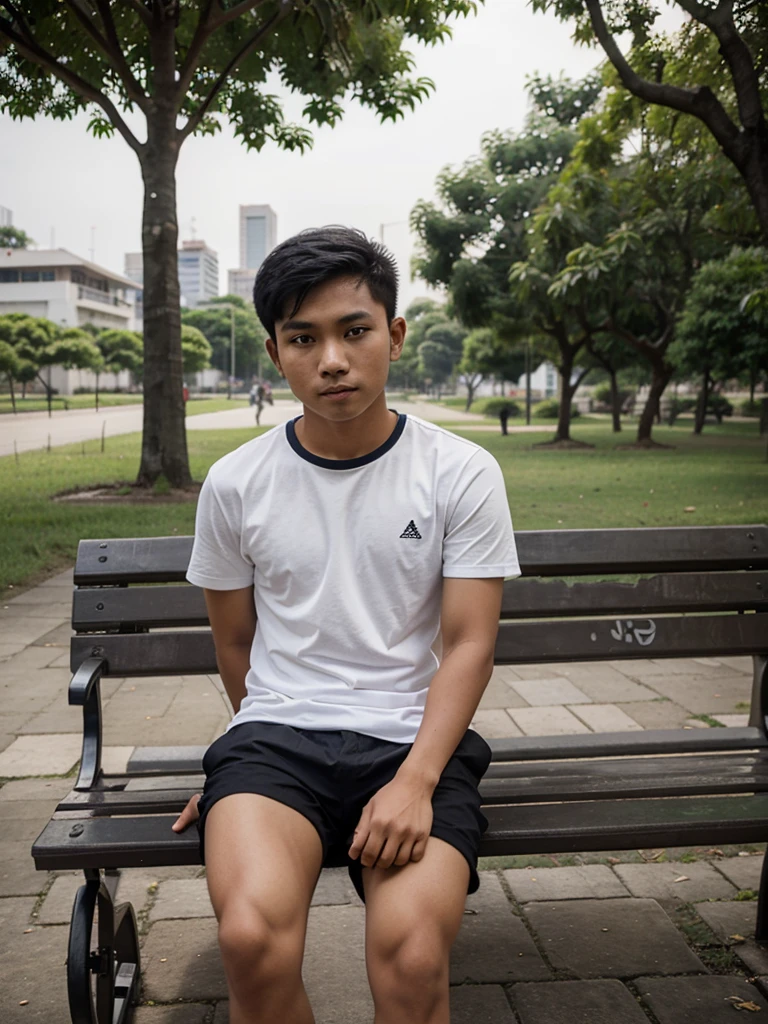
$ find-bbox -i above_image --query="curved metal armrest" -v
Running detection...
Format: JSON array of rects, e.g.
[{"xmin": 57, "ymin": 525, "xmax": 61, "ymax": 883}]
[
  {"xmin": 69, "ymin": 656, "xmax": 106, "ymax": 707},
  {"xmin": 70, "ymin": 657, "xmax": 106, "ymax": 791}
]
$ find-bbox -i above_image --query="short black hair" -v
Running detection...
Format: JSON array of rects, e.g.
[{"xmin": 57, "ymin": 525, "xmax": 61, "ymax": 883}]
[{"xmin": 253, "ymin": 226, "xmax": 399, "ymax": 340}]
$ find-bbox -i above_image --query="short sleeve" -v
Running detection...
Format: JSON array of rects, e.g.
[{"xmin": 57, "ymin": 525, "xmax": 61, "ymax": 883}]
[
  {"xmin": 186, "ymin": 471, "xmax": 254, "ymax": 590},
  {"xmin": 442, "ymin": 448, "xmax": 520, "ymax": 580}
]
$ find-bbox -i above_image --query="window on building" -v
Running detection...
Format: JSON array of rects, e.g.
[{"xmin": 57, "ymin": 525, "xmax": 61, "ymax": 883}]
[
  {"xmin": 0, "ymin": 270, "xmax": 19, "ymax": 282},
  {"xmin": 21, "ymin": 271, "xmax": 40, "ymax": 282},
  {"xmin": 41, "ymin": 271, "xmax": 55, "ymax": 281}
]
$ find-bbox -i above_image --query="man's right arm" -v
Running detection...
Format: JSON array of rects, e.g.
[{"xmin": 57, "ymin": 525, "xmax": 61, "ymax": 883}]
[
  {"xmin": 171, "ymin": 585, "xmax": 255, "ymax": 833},
  {"xmin": 204, "ymin": 586, "xmax": 257, "ymax": 714}
]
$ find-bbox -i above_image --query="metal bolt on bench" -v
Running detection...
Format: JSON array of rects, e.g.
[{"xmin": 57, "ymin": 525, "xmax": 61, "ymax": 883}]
[{"xmin": 31, "ymin": 525, "xmax": 768, "ymax": 1024}]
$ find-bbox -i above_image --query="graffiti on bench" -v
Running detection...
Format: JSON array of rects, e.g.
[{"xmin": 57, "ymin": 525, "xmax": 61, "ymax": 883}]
[{"xmin": 609, "ymin": 619, "xmax": 657, "ymax": 646}]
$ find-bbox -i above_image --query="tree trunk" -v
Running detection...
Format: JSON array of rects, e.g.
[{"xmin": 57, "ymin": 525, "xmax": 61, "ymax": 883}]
[
  {"xmin": 637, "ymin": 362, "xmax": 673, "ymax": 443},
  {"xmin": 742, "ymin": 129, "xmax": 768, "ymax": 245},
  {"xmin": 7, "ymin": 374, "xmax": 16, "ymax": 413},
  {"xmin": 694, "ymin": 370, "xmax": 710, "ymax": 435},
  {"xmin": 609, "ymin": 369, "xmax": 621, "ymax": 432},
  {"xmin": 95, "ymin": 371, "xmax": 100, "ymax": 413},
  {"xmin": 136, "ymin": 104, "xmax": 191, "ymax": 488},
  {"xmin": 555, "ymin": 355, "xmax": 575, "ymax": 442}
]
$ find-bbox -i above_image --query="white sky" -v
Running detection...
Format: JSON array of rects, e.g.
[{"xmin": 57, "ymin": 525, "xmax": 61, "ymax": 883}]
[{"xmin": 0, "ymin": 0, "xmax": 686, "ymax": 312}]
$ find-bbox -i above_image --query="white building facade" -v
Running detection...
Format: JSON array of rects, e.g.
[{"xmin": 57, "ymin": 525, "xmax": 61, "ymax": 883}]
[
  {"xmin": 228, "ymin": 204, "xmax": 277, "ymax": 302},
  {"xmin": 178, "ymin": 239, "xmax": 219, "ymax": 308},
  {"xmin": 0, "ymin": 248, "xmax": 139, "ymax": 394}
]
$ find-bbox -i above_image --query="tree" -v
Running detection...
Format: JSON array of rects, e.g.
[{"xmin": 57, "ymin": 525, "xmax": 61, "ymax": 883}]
[
  {"xmin": 2, "ymin": 313, "xmax": 60, "ymax": 414},
  {"xmin": 183, "ymin": 295, "xmax": 266, "ymax": 382},
  {"xmin": 95, "ymin": 328, "xmax": 144, "ymax": 410},
  {"xmin": 181, "ymin": 324, "xmax": 213, "ymax": 375},
  {"xmin": 0, "ymin": 0, "xmax": 475, "ymax": 486},
  {"xmin": 0, "ymin": 225, "xmax": 32, "ymax": 248},
  {"xmin": 44, "ymin": 329, "xmax": 104, "ymax": 406},
  {"xmin": 672, "ymin": 247, "xmax": 768, "ymax": 433},
  {"xmin": 458, "ymin": 327, "xmax": 526, "ymax": 410},
  {"xmin": 0, "ymin": 339, "xmax": 21, "ymax": 412},
  {"xmin": 533, "ymin": 1, "xmax": 768, "ymax": 240}
]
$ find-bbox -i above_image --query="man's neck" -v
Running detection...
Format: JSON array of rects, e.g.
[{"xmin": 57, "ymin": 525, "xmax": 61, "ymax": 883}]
[{"xmin": 295, "ymin": 397, "xmax": 398, "ymax": 461}]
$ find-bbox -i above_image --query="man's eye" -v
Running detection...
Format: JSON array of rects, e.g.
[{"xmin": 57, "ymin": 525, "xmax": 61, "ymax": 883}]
[
  {"xmin": 346, "ymin": 326, "xmax": 368, "ymax": 338},
  {"xmin": 291, "ymin": 335, "xmax": 313, "ymax": 345}
]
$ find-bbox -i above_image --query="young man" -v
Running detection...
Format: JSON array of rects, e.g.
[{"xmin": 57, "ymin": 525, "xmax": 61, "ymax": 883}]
[{"xmin": 173, "ymin": 226, "xmax": 519, "ymax": 1024}]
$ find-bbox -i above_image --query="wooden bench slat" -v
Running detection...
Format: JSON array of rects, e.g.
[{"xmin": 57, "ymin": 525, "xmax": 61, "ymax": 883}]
[
  {"xmin": 54, "ymin": 753, "xmax": 768, "ymax": 816},
  {"xmin": 71, "ymin": 571, "xmax": 768, "ymax": 633},
  {"xmin": 71, "ymin": 612, "xmax": 767, "ymax": 676},
  {"xmin": 487, "ymin": 727, "xmax": 768, "ymax": 760},
  {"xmin": 74, "ymin": 526, "xmax": 768, "ymax": 585},
  {"xmin": 33, "ymin": 794, "xmax": 768, "ymax": 871}
]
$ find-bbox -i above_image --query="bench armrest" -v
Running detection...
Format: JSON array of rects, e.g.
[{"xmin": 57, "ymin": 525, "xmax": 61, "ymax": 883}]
[{"xmin": 69, "ymin": 656, "xmax": 105, "ymax": 792}]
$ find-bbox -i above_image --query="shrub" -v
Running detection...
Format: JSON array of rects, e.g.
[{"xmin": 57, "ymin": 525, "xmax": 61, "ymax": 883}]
[
  {"xmin": 593, "ymin": 383, "xmax": 633, "ymax": 409},
  {"xmin": 666, "ymin": 396, "xmax": 696, "ymax": 425},
  {"xmin": 738, "ymin": 399, "xmax": 762, "ymax": 417},
  {"xmin": 532, "ymin": 399, "xmax": 579, "ymax": 419},
  {"xmin": 708, "ymin": 394, "xmax": 733, "ymax": 423},
  {"xmin": 483, "ymin": 399, "xmax": 521, "ymax": 418}
]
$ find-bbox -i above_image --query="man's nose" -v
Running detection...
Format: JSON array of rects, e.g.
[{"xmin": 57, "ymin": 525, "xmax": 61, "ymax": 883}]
[{"xmin": 318, "ymin": 338, "xmax": 350, "ymax": 375}]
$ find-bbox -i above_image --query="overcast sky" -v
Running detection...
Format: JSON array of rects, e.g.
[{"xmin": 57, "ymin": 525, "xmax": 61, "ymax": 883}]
[{"xmin": 1, "ymin": 0, "xmax": 685, "ymax": 312}]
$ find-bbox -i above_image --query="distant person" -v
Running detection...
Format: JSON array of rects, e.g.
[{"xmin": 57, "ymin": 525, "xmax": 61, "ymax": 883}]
[
  {"xmin": 182, "ymin": 384, "xmax": 189, "ymax": 404},
  {"xmin": 173, "ymin": 226, "xmax": 519, "ymax": 1024}
]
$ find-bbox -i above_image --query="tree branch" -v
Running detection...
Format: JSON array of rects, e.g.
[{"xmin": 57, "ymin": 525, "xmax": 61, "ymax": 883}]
[
  {"xmin": 212, "ymin": 0, "xmax": 270, "ymax": 28},
  {"xmin": 178, "ymin": 3, "xmax": 291, "ymax": 141},
  {"xmin": 0, "ymin": 9, "xmax": 143, "ymax": 156},
  {"xmin": 175, "ymin": 0, "xmax": 218, "ymax": 103},
  {"xmin": 584, "ymin": 0, "xmax": 745, "ymax": 167},
  {"xmin": 123, "ymin": 0, "xmax": 153, "ymax": 28},
  {"xmin": 94, "ymin": 0, "xmax": 149, "ymax": 110}
]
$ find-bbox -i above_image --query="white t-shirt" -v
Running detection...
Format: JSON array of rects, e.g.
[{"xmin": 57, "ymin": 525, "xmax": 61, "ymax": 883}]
[{"xmin": 186, "ymin": 413, "xmax": 520, "ymax": 743}]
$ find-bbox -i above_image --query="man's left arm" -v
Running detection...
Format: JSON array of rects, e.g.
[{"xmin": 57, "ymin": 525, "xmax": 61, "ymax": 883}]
[{"xmin": 348, "ymin": 576, "xmax": 503, "ymax": 869}]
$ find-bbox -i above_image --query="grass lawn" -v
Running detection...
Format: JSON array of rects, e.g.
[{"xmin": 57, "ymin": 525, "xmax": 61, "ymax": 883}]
[
  {"xmin": 0, "ymin": 393, "xmax": 143, "ymax": 415},
  {"xmin": 1, "ymin": 419, "xmax": 765, "ymax": 597}
]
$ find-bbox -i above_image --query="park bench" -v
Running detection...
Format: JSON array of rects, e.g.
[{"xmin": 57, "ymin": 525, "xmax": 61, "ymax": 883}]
[{"xmin": 32, "ymin": 524, "xmax": 768, "ymax": 1024}]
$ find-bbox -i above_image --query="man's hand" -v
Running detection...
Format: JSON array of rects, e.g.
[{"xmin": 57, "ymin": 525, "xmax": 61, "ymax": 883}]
[
  {"xmin": 171, "ymin": 794, "xmax": 201, "ymax": 833},
  {"xmin": 348, "ymin": 775, "xmax": 434, "ymax": 869}
]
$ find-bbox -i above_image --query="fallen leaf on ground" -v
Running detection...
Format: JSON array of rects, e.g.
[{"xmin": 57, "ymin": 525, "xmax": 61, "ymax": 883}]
[
  {"xmin": 674, "ymin": 875, "xmax": 690, "ymax": 883},
  {"xmin": 739, "ymin": 851, "xmax": 752, "ymax": 857},
  {"xmin": 729, "ymin": 934, "xmax": 746, "ymax": 943},
  {"xmin": 684, "ymin": 506, "xmax": 696, "ymax": 513},
  {"xmin": 19, "ymin": 1001, "xmax": 28, "ymax": 1006}
]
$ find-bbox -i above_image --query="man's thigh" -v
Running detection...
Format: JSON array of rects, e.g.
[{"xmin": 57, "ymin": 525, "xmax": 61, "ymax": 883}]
[
  {"xmin": 362, "ymin": 836, "xmax": 469, "ymax": 957},
  {"xmin": 205, "ymin": 793, "xmax": 324, "ymax": 929}
]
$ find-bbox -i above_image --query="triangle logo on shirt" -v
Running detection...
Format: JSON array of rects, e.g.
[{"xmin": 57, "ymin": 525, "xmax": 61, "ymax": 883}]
[{"xmin": 400, "ymin": 520, "xmax": 422, "ymax": 540}]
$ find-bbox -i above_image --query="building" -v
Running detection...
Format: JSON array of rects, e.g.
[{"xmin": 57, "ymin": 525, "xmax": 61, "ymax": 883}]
[
  {"xmin": 228, "ymin": 204, "xmax": 277, "ymax": 302},
  {"xmin": 0, "ymin": 247, "xmax": 140, "ymax": 394},
  {"xmin": 123, "ymin": 252, "xmax": 144, "ymax": 328},
  {"xmin": 0, "ymin": 206, "xmax": 12, "ymax": 228},
  {"xmin": 177, "ymin": 239, "xmax": 219, "ymax": 308}
]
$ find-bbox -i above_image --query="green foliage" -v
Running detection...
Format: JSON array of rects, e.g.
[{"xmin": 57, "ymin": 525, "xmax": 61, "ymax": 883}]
[
  {"xmin": 739, "ymin": 399, "xmax": 763, "ymax": 418},
  {"xmin": 593, "ymin": 382, "xmax": 632, "ymax": 409},
  {"xmin": 96, "ymin": 329, "xmax": 143, "ymax": 375},
  {"xmin": 533, "ymin": 398, "xmax": 579, "ymax": 419},
  {"xmin": 180, "ymin": 325, "xmax": 213, "ymax": 374},
  {"xmin": 182, "ymin": 297, "xmax": 267, "ymax": 380},
  {"xmin": 0, "ymin": 225, "xmax": 32, "ymax": 248},
  {"xmin": 483, "ymin": 398, "xmax": 521, "ymax": 418}
]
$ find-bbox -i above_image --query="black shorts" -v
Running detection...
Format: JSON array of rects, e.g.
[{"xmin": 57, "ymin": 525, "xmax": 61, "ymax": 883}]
[{"xmin": 197, "ymin": 721, "xmax": 492, "ymax": 902}]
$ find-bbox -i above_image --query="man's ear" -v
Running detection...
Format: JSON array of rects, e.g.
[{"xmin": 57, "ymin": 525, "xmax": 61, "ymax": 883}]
[
  {"xmin": 265, "ymin": 337, "xmax": 283, "ymax": 377},
  {"xmin": 389, "ymin": 317, "xmax": 406, "ymax": 363}
]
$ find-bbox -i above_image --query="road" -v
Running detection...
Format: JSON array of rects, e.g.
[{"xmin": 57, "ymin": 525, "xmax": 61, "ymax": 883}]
[{"xmin": 0, "ymin": 398, "xmax": 495, "ymax": 457}]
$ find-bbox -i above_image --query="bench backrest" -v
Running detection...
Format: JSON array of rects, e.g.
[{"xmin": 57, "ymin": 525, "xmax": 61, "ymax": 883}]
[{"xmin": 70, "ymin": 526, "xmax": 768, "ymax": 677}]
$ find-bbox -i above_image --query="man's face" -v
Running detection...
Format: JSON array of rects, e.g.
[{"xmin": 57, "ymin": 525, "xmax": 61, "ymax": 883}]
[{"xmin": 266, "ymin": 276, "xmax": 405, "ymax": 423}]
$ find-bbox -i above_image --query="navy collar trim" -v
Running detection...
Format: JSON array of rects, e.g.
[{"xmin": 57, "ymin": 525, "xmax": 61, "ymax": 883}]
[{"xmin": 286, "ymin": 412, "xmax": 407, "ymax": 470}]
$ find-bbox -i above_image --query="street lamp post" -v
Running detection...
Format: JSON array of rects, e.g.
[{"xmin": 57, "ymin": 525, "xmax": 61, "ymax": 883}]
[{"xmin": 229, "ymin": 304, "xmax": 235, "ymax": 400}]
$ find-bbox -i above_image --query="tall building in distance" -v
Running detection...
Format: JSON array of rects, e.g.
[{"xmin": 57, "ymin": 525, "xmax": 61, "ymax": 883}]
[
  {"xmin": 228, "ymin": 204, "xmax": 277, "ymax": 302},
  {"xmin": 177, "ymin": 239, "xmax": 219, "ymax": 308}
]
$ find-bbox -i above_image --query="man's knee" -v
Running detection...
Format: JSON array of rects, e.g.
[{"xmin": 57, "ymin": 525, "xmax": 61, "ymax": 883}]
[
  {"xmin": 369, "ymin": 926, "xmax": 448, "ymax": 999},
  {"xmin": 218, "ymin": 905, "xmax": 304, "ymax": 988}
]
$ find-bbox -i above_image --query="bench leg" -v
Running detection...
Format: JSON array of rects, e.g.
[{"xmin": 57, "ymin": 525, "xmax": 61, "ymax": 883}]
[
  {"xmin": 67, "ymin": 869, "xmax": 141, "ymax": 1024},
  {"xmin": 757, "ymin": 849, "xmax": 768, "ymax": 943}
]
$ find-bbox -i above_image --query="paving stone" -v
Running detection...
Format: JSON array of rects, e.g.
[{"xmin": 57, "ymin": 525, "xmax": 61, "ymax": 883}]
[
  {"xmin": 568, "ymin": 704, "xmax": 644, "ymax": 732},
  {"xmin": 450, "ymin": 983, "xmax": 517, "ymax": 1022},
  {"xmin": 304, "ymin": 905, "xmax": 374, "ymax": 1024},
  {"xmin": 508, "ymin": 678, "xmax": 592, "ymax": 707},
  {"xmin": 714, "ymin": 854, "xmax": 763, "ymax": 891},
  {"xmin": 695, "ymin": 899, "xmax": 757, "ymax": 942},
  {"xmin": 102, "ymin": 745, "xmax": 135, "ymax": 773},
  {"xmin": 712, "ymin": 713, "xmax": 750, "ymax": 727},
  {"xmin": 0, "ymin": 841, "xmax": 49, "ymax": 896},
  {"xmin": 133, "ymin": 1005, "xmax": 210, "ymax": 1024},
  {"xmin": 0, "ymin": 733, "xmax": 13, "ymax": 752},
  {"xmin": 0, "ymin": 646, "xmax": 70, "ymax": 672},
  {"xmin": 0, "ymin": 641, "xmax": 26, "ymax": 659},
  {"xmin": 477, "ymin": 676, "xmax": 529, "ymax": 710},
  {"xmin": 38, "ymin": 872, "xmax": 82, "ymax": 924},
  {"xmin": 142, "ymin": 918, "xmax": 227, "ymax": 1001},
  {"xmin": 0, "ymin": 601, "xmax": 70, "ymax": 619},
  {"xmin": 0, "ymin": 777, "xmax": 71, "ymax": 801},
  {"xmin": 636, "ymin": 975, "xmax": 768, "ymax": 1023},
  {"xmin": 508, "ymin": 706, "xmax": 591, "ymax": 736},
  {"xmin": 563, "ymin": 674, "xmax": 658, "ymax": 703},
  {"xmin": 0, "ymin": 733, "xmax": 82, "ymax": 775},
  {"xmin": 716, "ymin": 656, "xmax": 753, "ymax": 674},
  {"xmin": 637, "ymin": 674, "xmax": 751, "ymax": 714},
  {"xmin": 31, "ymin": 621, "xmax": 73, "ymax": 646},
  {"xmin": 504, "ymin": 865, "xmax": 630, "ymax": 902},
  {"xmin": 524, "ymin": 899, "xmax": 706, "ymax": 978},
  {"xmin": 1, "ymin": 921, "xmax": 69, "ymax": 1022},
  {"xmin": 213, "ymin": 1005, "xmax": 229, "ymax": 1024},
  {"xmin": 471, "ymin": 709, "xmax": 523, "ymax": 739},
  {"xmin": 0, "ymin": 615, "xmax": 68, "ymax": 646},
  {"xmin": 151, "ymin": 878, "xmax": 214, "ymax": 920},
  {"xmin": 311, "ymin": 867, "xmax": 362, "ymax": 906},
  {"xmin": 613, "ymin": 861, "xmax": 737, "ymax": 902},
  {"xmin": 513, "ymin": 664, "xmax": 573, "ymax": 680},
  {"xmin": 512, "ymin": 979, "xmax": 649, "ymax": 1024},
  {"xmin": 619, "ymin": 700, "xmax": 699, "ymax": 730},
  {"xmin": 451, "ymin": 873, "xmax": 550, "ymax": 984},
  {"xmin": 3, "ymin": 586, "xmax": 72, "ymax": 605},
  {"xmin": 490, "ymin": 665, "xmax": 523, "ymax": 684},
  {"xmin": 17, "ymin": 701, "xmax": 86, "ymax": 733},
  {"xmin": 624, "ymin": 658, "xmax": 743, "ymax": 678},
  {"xmin": 116, "ymin": 866, "xmax": 202, "ymax": 915}
]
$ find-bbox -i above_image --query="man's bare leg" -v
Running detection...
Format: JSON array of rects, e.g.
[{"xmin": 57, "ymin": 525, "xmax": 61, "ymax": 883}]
[
  {"xmin": 204, "ymin": 794, "xmax": 324, "ymax": 1024},
  {"xmin": 363, "ymin": 838, "xmax": 469, "ymax": 1024}
]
